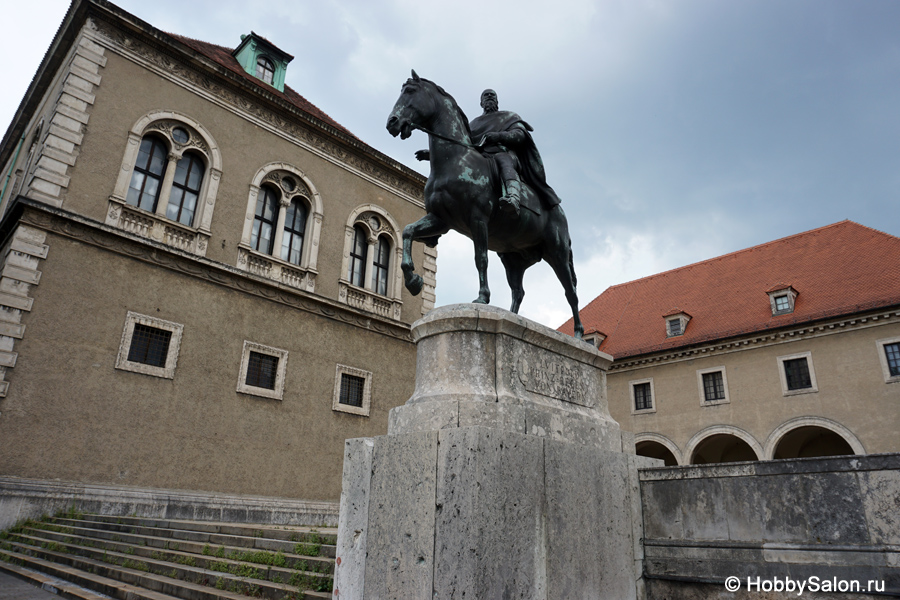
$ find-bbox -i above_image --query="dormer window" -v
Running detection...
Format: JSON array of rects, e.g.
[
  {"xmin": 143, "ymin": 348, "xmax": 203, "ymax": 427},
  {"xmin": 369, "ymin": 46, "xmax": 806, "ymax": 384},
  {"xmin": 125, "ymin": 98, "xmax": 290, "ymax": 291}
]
[
  {"xmin": 232, "ymin": 32, "xmax": 294, "ymax": 92},
  {"xmin": 256, "ymin": 56, "xmax": 275, "ymax": 85},
  {"xmin": 663, "ymin": 309, "xmax": 691, "ymax": 338},
  {"xmin": 767, "ymin": 284, "xmax": 798, "ymax": 316},
  {"xmin": 582, "ymin": 329, "xmax": 607, "ymax": 349}
]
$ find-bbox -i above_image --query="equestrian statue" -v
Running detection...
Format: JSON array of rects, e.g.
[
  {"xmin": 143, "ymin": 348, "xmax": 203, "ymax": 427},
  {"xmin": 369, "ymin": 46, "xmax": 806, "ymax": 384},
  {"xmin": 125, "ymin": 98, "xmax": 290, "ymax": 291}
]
[{"xmin": 386, "ymin": 71, "xmax": 584, "ymax": 338}]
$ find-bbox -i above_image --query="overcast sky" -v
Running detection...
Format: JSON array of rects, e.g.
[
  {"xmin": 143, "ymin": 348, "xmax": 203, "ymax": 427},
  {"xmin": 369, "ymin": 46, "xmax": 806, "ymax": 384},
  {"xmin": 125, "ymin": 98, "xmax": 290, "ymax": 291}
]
[{"xmin": 3, "ymin": 0, "xmax": 899, "ymax": 329}]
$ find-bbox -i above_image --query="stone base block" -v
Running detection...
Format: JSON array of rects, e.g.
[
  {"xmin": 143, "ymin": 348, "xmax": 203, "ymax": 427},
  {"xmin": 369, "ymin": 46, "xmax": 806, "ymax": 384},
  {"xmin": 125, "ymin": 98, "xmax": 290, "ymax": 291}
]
[{"xmin": 334, "ymin": 426, "xmax": 646, "ymax": 600}]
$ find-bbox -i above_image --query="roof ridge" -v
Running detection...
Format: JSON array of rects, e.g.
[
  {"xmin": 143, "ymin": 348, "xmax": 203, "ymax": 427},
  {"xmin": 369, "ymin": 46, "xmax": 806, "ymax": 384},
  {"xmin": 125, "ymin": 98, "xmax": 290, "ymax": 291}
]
[{"xmin": 604, "ymin": 220, "xmax": 861, "ymax": 292}]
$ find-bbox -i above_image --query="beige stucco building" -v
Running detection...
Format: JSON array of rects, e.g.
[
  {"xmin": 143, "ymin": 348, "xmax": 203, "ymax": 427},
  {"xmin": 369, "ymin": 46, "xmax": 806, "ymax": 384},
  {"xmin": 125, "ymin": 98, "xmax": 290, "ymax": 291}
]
[
  {"xmin": 0, "ymin": 0, "xmax": 432, "ymax": 503},
  {"xmin": 561, "ymin": 221, "xmax": 900, "ymax": 465}
]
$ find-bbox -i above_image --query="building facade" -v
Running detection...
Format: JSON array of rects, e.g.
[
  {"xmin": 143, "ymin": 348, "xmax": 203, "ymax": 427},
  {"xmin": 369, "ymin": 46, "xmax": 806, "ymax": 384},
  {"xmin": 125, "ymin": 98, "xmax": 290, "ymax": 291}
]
[
  {"xmin": 0, "ymin": 0, "xmax": 432, "ymax": 502},
  {"xmin": 561, "ymin": 221, "xmax": 900, "ymax": 465}
]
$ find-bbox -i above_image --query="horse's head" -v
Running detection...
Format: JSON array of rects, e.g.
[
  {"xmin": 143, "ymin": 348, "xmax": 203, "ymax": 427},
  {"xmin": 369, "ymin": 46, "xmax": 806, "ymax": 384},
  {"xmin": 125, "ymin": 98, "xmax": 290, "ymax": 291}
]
[{"xmin": 387, "ymin": 70, "xmax": 437, "ymax": 140}]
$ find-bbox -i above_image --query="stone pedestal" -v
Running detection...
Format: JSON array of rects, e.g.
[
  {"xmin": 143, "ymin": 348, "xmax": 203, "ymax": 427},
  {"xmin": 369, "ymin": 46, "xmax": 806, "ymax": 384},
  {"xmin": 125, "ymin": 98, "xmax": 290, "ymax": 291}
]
[{"xmin": 333, "ymin": 304, "xmax": 653, "ymax": 599}]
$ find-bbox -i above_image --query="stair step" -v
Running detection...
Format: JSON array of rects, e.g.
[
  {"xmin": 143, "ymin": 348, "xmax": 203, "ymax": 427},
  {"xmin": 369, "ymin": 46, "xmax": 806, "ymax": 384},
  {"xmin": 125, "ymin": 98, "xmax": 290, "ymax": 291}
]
[
  {"xmin": 21, "ymin": 526, "xmax": 334, "ymax": 574},
  {"xmin": 1, "ymin": 513, "xmax": 334, "ymax": 600},
  {"xmin": 0, "ymin": 548, "xmax": 182, "ymax": 600},
  {"xmin": 49, "ymin": 518, "xmax": 337, "ymax": 558},
  {"xmin": 2, "ymin": 541, "xmax": 330, "ymax": 600},
  {"xmin": 0, "ymin": 560, "xmax": 115, "ymax": 600}
]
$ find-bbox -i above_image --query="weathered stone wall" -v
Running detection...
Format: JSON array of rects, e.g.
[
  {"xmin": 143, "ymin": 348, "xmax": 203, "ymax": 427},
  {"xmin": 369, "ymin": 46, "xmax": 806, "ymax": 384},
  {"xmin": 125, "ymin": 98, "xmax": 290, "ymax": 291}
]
[
  {"xmin": 0, "ymin": 476, "xmax": 339, "ymax": 531},
  {"xmin": 640, "ymin": 453, "xmax": 900, "ymax": 598}
]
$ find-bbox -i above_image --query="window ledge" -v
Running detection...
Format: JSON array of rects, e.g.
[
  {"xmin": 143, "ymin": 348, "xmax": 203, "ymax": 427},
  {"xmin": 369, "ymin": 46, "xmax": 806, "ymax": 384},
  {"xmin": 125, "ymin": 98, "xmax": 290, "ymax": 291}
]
[
  {"xmin": 106, "ymin": 196, "xmax": 209, "ymax": 256},
  {"xmin": 702, "ymin": 398, "xmax": 731, "ymax": 407},
  {"xmin": 237, "ymin": 245, "xmax": 317, "ymax": 293},
  {"xmin": 338, "ymin": 280, "xmax": 402, "ymax": 321},
  {"xmin": 783, "ymin": 386, "xmax": 818, "ymax": 397},
  {"xmin": 632, "ymin": 407, "xmax": 657, "ymax": 416}
]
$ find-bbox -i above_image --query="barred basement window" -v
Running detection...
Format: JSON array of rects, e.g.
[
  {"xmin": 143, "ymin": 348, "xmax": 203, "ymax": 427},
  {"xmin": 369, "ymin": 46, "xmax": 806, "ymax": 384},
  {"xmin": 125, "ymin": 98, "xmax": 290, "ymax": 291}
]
[
  {"xmin": 340, "ymin": 374, "xmax": 365, "ymax": 407},
  {"xmin": 237, "ymin": 341, "xmax": 288, "ymax": 400},
  {"xmin": 128, "ymin": 324, "xmax": 172, "ymax": 368},
  {"xmin": 333, "ymin": 364, "xmax": 372, "ymax": 416},
  {"xmin": 246, "ymin": 351, "xmax": 278, "ymax": 390},
  {"xmin": 116, "ymin": 312, "xmax": 184, "ymax": 379}
]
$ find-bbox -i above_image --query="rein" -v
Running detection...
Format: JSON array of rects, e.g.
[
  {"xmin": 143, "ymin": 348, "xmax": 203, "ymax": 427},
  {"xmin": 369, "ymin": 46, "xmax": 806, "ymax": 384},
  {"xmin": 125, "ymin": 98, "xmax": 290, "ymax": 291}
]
[{"xmin": 413, "ymin": 124, "xmax": 482, "ymax": 151}]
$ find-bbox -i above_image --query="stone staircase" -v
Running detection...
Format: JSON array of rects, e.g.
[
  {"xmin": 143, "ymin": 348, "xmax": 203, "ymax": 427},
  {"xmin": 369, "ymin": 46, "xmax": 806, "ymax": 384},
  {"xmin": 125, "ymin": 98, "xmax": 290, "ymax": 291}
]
[{"xmin": 0, "ymin": 510, "xmax": 335, "ymax": 599}]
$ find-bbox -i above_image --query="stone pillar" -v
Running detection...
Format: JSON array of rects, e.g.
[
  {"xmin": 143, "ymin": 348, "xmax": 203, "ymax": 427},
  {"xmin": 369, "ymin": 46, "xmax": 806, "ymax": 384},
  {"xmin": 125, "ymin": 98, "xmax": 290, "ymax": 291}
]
[{"xmin": 334, "ymin": 304, "xmax": 655, "ymax": 600}]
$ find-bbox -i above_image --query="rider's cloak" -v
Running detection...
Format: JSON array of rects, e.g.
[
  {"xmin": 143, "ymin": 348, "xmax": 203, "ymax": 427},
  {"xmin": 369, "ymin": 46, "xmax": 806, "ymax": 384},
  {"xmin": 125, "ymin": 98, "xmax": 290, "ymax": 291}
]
[{"xmin": 469, "ymin": 110, "xmax": 562, "ymax": 210}]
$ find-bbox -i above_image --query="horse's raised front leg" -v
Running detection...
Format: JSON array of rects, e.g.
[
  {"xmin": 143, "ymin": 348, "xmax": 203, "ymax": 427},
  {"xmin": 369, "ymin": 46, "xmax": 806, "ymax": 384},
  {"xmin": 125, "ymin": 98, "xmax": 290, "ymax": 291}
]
[
  {"xmin": 402, "ymin": 214, "xmax": 449, "ymax": 296},
  {"xmin": 471, "ymin": 219, "xmax": 490, "ymax": 304}
]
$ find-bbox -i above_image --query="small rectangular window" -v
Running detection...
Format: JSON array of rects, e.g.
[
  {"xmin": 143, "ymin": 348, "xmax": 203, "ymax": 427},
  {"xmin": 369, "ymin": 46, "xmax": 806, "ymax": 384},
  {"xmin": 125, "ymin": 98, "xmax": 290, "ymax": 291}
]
[
  {"xmin": 633, "ymin": 382, "xmax": 653, "ymax": 411},
  {"xmin": 339, "ymin": 373, "xmax": 366, "ymax": 407},
  {"xmin": 774, "ymin": 295, "xmax": 790, "ymax": 312},
  {"xmin": 668, "ymin": 319, "xmax": 681, "ymax": 336},
  {"xmin": 333, "ymin": 364, "xmax": 373, "ymax": 416},
  {"xmin": 237, "ymin": 341, "xmax": 288, "ymax": 400},
  {"xmin": 116, "ymin": 312, "xmax": 183, "ymax": 379},
  {"xmin": 245, "ymin": 351, "xmax": 279, "ymax": 390},
  {"xmin": 702, "ymin": 371, "xmax": 726, "ymax": 401},
  {"xmin": 784, "ymin": 357, "xmax": 812, "ymax": 390},
  {"xmin": 127, "ymin": 324, "xmax": 172, "ymax": 368}
]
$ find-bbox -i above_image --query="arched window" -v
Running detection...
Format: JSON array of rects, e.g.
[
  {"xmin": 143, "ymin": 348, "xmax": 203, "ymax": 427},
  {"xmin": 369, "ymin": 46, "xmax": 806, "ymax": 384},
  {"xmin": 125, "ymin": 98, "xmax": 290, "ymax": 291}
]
[
  {"xmin": 256, "ymin": 56, "xmax": 275, "ymax": 85},
  {"xmin": 251, "ymin": 186, "xmax": 279, "ymax": 254},
  {"xmin": 281, "ymin": 198, "xmax": 308, "ymax": 266},
  {"xmin": 349, "ymin": 226, "xmax": 368, "ymax": 287},
  {"xmin": 126, "ymin": 136, "xmax": 167, "ymax": 212},
  {"xmin": 372, "ymin": 236, "xmax": 390, "ymax": 296},
  {"xmin": 109, "ymin": 112, "xmax": 222, "ymax": 257},
  {"xmin": 338, "ymin": 206, "xmax": 403, "ymax": 320},
  {"xmin": 166, "ymin": 151, "xmax": 205, "ymax": 226}
]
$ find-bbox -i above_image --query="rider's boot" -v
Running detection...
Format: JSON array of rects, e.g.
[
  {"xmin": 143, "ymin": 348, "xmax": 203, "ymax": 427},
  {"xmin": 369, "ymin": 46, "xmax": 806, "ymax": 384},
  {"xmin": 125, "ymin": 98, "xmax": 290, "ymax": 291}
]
[{"xmin": 499, "ymin": 178, "xmax": 522, "ymax": 216}]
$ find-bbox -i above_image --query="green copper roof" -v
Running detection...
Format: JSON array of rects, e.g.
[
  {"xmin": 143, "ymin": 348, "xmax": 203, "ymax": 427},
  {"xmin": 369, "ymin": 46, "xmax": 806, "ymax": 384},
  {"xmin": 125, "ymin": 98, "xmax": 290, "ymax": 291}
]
[{"xmin": 232, "ymin": 32, "xmax": 293, "ymax": 93}]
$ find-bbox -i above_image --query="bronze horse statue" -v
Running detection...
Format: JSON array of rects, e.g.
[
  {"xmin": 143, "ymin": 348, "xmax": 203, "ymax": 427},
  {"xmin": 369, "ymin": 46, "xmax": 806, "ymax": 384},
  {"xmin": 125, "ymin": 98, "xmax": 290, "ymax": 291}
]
[{"xmin": 387, "ymin": 71, "xmax": 584, "ymax": 338}]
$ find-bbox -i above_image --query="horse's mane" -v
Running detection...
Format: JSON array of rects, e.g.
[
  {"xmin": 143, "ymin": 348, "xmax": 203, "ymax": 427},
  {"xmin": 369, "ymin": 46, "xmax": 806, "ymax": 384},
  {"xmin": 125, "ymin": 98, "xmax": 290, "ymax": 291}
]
[{"xmin": 416, "ymin": 77, "xmax": 472, "ymax": 138}]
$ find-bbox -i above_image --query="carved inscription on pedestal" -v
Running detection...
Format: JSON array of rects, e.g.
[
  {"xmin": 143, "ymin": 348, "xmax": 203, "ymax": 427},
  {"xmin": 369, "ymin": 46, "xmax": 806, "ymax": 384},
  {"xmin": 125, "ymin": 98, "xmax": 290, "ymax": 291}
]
[{"xmin": 517, "ymin": 355, "xmax": 592, "ymax": 408}]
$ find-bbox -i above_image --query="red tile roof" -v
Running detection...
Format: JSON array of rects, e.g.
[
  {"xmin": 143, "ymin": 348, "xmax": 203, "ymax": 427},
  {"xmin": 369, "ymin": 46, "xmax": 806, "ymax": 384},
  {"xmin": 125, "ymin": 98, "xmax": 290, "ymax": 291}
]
[
  {"xmin": 559, "ymin": 221, "xmax": 900, "ymax": 358},
  {"xmin": 169, "ymin": 34, "xmax": 357, "ymax": 140}
]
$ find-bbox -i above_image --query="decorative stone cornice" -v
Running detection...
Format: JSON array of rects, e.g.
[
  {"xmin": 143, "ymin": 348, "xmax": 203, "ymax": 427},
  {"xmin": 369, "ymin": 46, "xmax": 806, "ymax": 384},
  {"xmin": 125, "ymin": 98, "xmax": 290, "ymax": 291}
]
[
  {"xmin": 14, "ymin": 199, "xmax": 414, "ymax": 342},
  {"xmin": 85, "ymin": 15, "xmax": 425, "ymax": 207},
  {"xmin": 609, "ymin": 309, "xmax": 900, "ymax": 373}
]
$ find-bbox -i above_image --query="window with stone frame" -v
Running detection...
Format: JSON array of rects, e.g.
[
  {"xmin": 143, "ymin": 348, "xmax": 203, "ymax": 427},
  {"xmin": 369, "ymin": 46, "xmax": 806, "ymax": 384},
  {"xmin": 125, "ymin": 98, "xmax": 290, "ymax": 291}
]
[
  {"xmin": 109, "ymin": 114, "xmax": 220, "ymax": 257},
  {"xmin": 333, "ymin": 364, "xmax": 373, "ymax": 416},
  {"xmin": 115, "ymin": 312, "xmax": 184, "ymax": 379},
  {"xmin": 776, "ymin": 351, "xmax": 818, "ymax": 396},
  {"xmin": 237, "ymin": 341, "xmax": 288, "ymax": 400},
  {"xmin": 876, "ymin": 337, "xmax": 900, "ymax": 383},
  {"xmin": 629, "ymin": 378, "xmax": 655, "ymax": 414}
]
